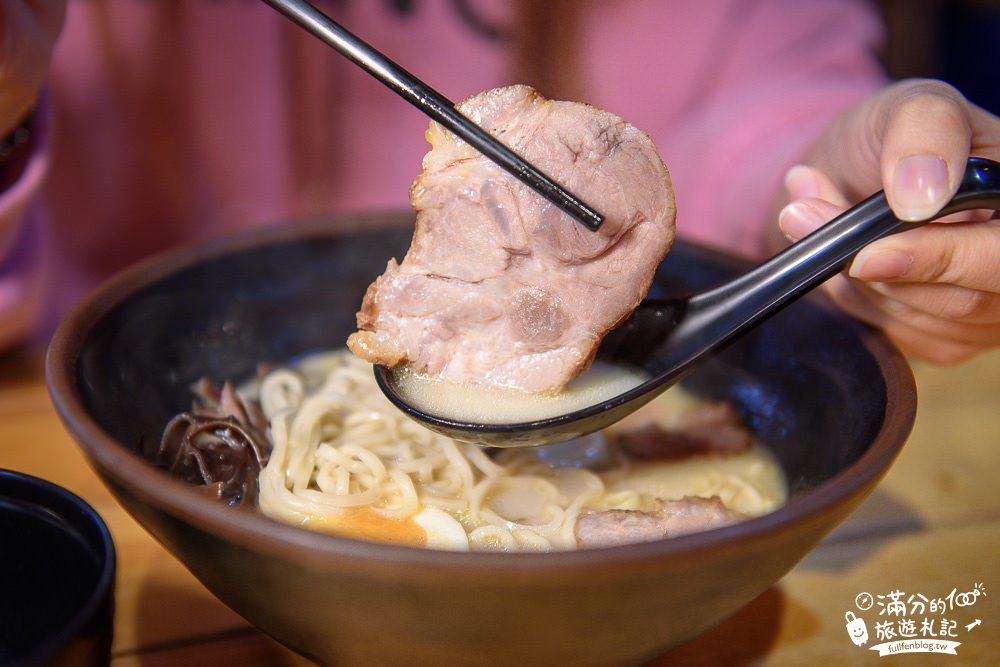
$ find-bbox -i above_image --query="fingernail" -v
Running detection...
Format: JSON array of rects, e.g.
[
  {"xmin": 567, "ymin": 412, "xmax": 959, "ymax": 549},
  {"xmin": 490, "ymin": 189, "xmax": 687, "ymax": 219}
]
[
  {"xmin": 779, "ymin": 202, "xmax": 826, "ymax": 241},
  {"xmin": 892, "ymin": 155, "xmax": 949, "ymax": 221},
  {"xmin": 785, "ymin": 165, "xmax": 820, "ymax": 200},
  {"xmin": 850, "ymin": 247, "xmax": 913, "ymax": 280}
]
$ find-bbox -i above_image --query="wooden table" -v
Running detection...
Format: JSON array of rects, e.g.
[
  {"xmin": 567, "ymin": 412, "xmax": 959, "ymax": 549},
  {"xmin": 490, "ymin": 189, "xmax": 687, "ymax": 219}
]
[{"xmin": 2, "ymin": 345, "xmax": 997, "ymax": 666}]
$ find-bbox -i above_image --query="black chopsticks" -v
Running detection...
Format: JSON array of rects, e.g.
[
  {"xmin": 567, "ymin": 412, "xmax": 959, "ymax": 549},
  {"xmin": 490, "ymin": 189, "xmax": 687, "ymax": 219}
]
[{"xmin": 261, "ymin": 0, "xmax": 605, "ymax": 231}]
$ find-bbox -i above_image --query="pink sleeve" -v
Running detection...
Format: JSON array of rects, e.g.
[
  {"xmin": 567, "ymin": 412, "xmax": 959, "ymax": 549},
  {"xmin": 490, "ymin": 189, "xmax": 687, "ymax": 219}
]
[
  {"xmin": 581, "ymin": 0, "xmax": 886, "ymax": 257},
  {"xmin": 0, "ymin": 103, "xmax": 48, "ymax": 350}
]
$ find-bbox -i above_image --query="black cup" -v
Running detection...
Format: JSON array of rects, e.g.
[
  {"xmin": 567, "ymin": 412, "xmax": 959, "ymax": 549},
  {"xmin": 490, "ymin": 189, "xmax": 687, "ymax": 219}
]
[{"xmin": 0, "ymin": 470, "xmax": 115, "ymax": 666}]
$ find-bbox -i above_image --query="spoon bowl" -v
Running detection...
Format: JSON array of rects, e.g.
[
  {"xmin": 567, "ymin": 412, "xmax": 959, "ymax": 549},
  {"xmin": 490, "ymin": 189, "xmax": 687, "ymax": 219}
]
[{"xmin": 378, "ymin": 157, "xmax": 1000, "ymax": 446}]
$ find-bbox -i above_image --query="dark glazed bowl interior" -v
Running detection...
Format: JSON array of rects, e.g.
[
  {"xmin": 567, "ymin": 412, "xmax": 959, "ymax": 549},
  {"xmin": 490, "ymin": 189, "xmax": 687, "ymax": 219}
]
[
  {"xmin": 0, "ymin": 470, "xmax": 115, "ymax": 667},
  {"xmin": 46, "ymin": 214, "xmax": 916, "ymax": 666}
]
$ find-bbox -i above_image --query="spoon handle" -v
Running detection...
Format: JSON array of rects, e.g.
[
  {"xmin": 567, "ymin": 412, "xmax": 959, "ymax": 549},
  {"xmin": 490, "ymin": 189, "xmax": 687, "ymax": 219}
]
[{"xmin": 670, "ymin": 157, "xmax": 1000, "ymax": 353}]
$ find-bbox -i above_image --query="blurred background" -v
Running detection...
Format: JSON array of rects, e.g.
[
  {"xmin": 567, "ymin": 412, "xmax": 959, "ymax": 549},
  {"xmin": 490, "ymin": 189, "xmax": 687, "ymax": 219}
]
[{"xmin": 878, "ymin": 0, "xmax": 1000, "ymax": 113}]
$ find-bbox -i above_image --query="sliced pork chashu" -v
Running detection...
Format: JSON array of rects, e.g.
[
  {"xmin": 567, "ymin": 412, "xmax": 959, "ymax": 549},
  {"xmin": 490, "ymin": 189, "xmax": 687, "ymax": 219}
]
[
  {"xmin": 575, "ymin": 496, "xmax": 746, "ymax": 548},
  {"xmin": 348, "ymin": 85, "xmax": 676, "ymax": 393}
]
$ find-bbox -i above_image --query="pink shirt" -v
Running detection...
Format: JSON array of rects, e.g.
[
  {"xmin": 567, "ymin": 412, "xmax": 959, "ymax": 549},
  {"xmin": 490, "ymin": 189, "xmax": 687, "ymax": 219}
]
[{"xmin": 0, "ymin": 0, "xmax": 884, "ymax": 348}]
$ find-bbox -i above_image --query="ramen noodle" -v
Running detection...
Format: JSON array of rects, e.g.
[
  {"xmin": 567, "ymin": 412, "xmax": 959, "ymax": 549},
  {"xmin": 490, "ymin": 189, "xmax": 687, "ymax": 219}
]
[{"xmin": 248, "ymin": 351, "xmax": 786, "ymax": 552}]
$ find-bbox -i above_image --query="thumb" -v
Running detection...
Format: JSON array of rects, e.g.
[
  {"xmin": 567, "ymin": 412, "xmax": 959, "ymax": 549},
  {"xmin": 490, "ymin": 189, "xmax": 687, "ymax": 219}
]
[{"xmin": 878, "ymin": 80, "xmax": 972, "ymax": 221}]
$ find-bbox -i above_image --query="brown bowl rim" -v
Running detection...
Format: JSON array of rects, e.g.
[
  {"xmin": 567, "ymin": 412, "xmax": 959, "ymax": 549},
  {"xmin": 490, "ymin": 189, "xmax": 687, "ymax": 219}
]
[{"xmin": 45, "ymin": 213, "xmax": 917, "ymax": 577}]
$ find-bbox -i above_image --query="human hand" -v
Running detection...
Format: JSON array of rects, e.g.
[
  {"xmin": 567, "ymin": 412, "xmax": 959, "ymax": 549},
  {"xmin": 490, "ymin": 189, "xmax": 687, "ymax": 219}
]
[
  {"xmin": 778, "ymin": 79, "xmax": 1000, "ymax": 364},
  {"xmin": 0, "ymin": 1, "xmax": 65, "ymax": 135}
]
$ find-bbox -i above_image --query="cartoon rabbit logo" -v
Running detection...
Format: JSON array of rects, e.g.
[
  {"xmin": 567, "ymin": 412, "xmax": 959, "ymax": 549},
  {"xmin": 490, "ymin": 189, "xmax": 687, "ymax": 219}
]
[{"xmin": 845, "ymin": 611, "xmax": 868, "ymax": 646}]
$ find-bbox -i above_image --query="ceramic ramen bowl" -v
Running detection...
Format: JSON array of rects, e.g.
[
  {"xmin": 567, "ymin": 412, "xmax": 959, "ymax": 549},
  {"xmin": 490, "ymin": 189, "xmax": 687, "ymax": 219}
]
[{"xmin": 47, "ymin": 214, "xmax": 916, "ymax": 666}]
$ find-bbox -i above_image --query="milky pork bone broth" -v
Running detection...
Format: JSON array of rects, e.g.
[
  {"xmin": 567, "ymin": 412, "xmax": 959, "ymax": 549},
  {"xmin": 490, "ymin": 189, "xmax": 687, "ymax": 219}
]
[
  {"xmin": 243, "ymin": 351, "xmax": 787, "ymax": 552},
  {"xmin": 391, "ymin": 361, "xmax": 647, "ymax": 424},
  {"xmin": 161, "ymin": 350, "xmax": 787, "ymax": 552}
]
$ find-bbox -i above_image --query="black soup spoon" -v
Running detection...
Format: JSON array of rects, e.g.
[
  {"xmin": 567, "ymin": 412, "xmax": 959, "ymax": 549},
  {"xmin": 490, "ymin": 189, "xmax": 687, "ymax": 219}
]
[{"xmin": 376, "ymin": 157, "xmax": 1000, "ymax": 447}]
